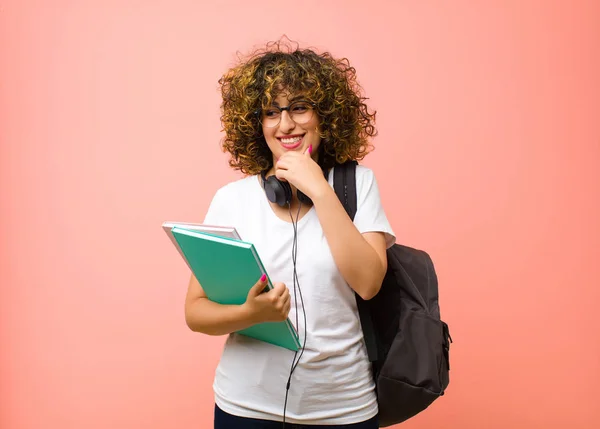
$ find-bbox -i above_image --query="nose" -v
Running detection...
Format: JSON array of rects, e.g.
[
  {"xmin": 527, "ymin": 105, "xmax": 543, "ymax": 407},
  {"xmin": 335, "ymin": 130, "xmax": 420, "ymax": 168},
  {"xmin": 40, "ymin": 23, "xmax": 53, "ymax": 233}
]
[{"xmin": 278, "ymin": 110, "xmax": 296, "ymax": 133}]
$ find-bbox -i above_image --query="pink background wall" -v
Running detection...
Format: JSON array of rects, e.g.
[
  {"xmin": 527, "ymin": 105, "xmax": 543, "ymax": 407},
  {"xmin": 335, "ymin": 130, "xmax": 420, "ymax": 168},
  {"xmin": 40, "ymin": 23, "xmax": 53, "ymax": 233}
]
[{"xmin": 1, "ymin": 1, "xmax": 599, "ymax": 428}]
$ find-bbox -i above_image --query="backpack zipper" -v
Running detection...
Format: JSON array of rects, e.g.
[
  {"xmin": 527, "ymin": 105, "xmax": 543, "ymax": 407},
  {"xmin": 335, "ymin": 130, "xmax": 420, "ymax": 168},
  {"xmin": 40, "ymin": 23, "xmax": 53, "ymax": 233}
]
[{"xmin": 343, "ymin": 165, "xmax": 349, "ymax": 213}]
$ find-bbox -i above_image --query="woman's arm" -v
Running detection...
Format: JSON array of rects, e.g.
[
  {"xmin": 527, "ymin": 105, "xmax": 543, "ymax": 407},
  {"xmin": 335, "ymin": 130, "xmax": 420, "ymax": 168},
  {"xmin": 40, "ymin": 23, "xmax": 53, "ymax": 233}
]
[
  {"xmin": 274, "ymin": 150, "xmax": 388, "ymax": 300},
  {"xmin": 184, "ymin": 274, "xmax": 292, "ymax": 335},
  {"xmin": 312, "ymin": 185, "xmax": 388, "ymax": 300},
  {"xmin": 184, "ymin": 275, "xmax": 255, "ymax": 335}
]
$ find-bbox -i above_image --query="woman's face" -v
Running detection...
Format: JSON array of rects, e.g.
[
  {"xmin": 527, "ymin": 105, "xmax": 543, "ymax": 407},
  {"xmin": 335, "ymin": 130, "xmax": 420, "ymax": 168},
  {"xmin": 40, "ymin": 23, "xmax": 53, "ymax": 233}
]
[{"xmin": 261, "ymin": 90, "xmax": 321, "ymax": 164}]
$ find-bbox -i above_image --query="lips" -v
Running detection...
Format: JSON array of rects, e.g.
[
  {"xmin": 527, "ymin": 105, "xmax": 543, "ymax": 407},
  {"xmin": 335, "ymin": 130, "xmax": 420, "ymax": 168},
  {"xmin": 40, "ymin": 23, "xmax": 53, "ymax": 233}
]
[{"xmin": 278, "ymin": 135, "xmax": 304, "ymax": 150}]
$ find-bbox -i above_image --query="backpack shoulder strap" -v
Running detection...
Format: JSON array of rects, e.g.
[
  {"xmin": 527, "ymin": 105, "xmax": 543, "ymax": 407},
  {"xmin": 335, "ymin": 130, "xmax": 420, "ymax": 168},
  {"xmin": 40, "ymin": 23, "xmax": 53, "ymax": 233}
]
[
  {"xmin": 333, "ymin": 160, "xmax": 358, "ymax": 219},
  {"xmin": 333, "ymin": 161, "xmax": 379, "ymax": 362}
]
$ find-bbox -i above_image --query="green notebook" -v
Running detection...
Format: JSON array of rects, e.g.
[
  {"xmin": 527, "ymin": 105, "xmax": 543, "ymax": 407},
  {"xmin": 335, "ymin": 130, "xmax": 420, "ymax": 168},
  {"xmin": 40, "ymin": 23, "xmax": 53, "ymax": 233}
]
[{"xmin": 170, "ymin": 226, "xmax": 300, "ymax": 351}]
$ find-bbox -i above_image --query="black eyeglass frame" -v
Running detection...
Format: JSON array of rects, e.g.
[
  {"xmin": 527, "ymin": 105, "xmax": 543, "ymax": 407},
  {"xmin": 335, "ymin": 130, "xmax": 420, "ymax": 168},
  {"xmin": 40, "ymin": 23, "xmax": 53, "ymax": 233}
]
[{"xmin": 254, "ymin": 101, "xmax": 318, "ymax": 127}]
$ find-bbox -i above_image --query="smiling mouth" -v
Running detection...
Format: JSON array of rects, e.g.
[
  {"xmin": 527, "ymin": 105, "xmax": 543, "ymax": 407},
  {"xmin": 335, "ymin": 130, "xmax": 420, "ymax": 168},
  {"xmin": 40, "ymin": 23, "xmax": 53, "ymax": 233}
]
[{"xmin": 278, "ymin": 135, "xmax": 304, "ymax": 149}]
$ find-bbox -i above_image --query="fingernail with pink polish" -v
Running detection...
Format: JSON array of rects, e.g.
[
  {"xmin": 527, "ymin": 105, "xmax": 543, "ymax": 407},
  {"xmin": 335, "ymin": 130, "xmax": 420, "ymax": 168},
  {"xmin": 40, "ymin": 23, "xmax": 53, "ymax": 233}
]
[
  {"xmin": 260, "ymin": 274, "xmax": 267, "ymax": 282},
  {"xmin": 308, "ymin": 144, "xmax": 313, "ymax": 154}
]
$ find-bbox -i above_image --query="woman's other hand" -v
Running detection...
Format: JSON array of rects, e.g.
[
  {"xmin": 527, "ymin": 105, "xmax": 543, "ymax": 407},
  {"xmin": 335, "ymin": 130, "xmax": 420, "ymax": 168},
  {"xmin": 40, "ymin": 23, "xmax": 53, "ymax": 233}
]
[{"xmin": 243, "ymin": 275, "xmax": 291, "ymax": 323}]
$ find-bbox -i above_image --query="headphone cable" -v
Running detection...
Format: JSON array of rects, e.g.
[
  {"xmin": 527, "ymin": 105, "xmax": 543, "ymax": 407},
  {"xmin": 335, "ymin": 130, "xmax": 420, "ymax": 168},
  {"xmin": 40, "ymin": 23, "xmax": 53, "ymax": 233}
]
[{"xmin": 282, "ymin": 199, "xmax": 308, "ymax": 428}]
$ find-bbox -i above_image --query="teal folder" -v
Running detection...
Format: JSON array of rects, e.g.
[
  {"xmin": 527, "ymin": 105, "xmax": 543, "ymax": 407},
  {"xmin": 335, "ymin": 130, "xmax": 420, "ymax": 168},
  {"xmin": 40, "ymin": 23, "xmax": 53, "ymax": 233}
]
[{"xmin": 170, "ymin": 227, "xmax": 300, "ymax": 351}]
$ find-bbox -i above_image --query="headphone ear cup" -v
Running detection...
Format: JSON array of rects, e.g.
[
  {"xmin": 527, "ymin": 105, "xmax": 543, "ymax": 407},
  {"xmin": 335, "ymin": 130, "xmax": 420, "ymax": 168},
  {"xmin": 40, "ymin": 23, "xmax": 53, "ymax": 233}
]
[
  {"xmin": 263, "ymin": 174, "xmax": 292, "ymax": 207},
  {"xmin": 297, "ymin": 190, "xmax": 313, "ymax": 206}
]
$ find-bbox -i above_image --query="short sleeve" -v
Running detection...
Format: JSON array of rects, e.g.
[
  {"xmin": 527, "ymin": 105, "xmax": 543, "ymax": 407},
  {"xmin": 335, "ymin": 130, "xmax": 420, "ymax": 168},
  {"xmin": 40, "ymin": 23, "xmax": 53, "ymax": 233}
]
[{"xmin": 352, "ymin": 166, "xmax": 396, "ymax": 249}]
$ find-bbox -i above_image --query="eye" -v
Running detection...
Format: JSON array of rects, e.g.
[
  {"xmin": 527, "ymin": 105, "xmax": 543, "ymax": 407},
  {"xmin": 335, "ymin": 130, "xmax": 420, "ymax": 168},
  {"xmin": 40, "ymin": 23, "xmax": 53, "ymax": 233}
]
[
  {"xmin": 291, "ymin": 102, "xmax": 310, "ymax": 112},
  {"xmin": 264, "ymin": 108, "xmax": 280, "ymax": 117}
]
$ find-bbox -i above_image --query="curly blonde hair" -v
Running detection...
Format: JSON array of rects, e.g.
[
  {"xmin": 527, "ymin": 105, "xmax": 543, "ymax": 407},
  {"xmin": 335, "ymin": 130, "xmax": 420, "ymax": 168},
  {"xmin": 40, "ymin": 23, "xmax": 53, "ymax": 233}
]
[{"xmin": 218, "ymin": 38, "xmax": 377, "ymax": 175}]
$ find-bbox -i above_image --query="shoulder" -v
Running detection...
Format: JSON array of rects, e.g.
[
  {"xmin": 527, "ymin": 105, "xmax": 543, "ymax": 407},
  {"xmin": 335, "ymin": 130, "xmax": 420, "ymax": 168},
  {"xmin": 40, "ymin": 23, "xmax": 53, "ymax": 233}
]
[
  {"xmin": 351, "ymin": 163, "xmax": 387, "ymax": 213},
  {"xmin": 355, "ymin": 164, "xmax": 376, "ymax": 181},
  {"xmin": 348, "ymin": 163, "xmax": 396, "ymax": 247},
  {"xmin": 211, "ymin": 174, "xmax": 258, "ymax": 201},
  {"xmin": 204, "ymin": 175, "xmax": 259, "ymax": 221},
  {"xmin": 329, "ymin": 163, "xmax": 381, "ymax": 200},
  {"xmin": 353, "ymin": 164, "xmax": 381, "ymax": 195},
  {"xmin": 330, "ymin": 163, "xmax": 377, "ymax": 183}
]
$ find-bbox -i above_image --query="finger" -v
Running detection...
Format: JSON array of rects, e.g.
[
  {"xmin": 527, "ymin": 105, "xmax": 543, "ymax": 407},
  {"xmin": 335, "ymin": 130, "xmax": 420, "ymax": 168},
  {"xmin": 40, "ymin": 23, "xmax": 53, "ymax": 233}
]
[
  {"xmin": 273, "ymin": 282, "xmax": 286, "ymax": 296},
  {"xmin": 275, "ymin": 154, "xmax": 291, "ymax": 167},
  {"xmin": 275, "ymin": 168, "xmax": 287, "ymax": 182},
  {"xmin": 281, "ymin": 284, "xmax": 290, "ymax": 299},
  {"xmin": 248, "ymin": 274, "xmax": 268, "ymax": 298},
  {"xmin": 278, "ymin": 151, "xmax": 304, "ymax": 165}
]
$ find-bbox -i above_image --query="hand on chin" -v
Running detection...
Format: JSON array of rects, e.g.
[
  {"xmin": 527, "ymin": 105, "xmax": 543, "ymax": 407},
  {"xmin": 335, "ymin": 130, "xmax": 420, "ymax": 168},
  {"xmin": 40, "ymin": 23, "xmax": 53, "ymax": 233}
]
[{"xmin": 275, "ymin": 145, "xmax": 324, "ymax": 199}]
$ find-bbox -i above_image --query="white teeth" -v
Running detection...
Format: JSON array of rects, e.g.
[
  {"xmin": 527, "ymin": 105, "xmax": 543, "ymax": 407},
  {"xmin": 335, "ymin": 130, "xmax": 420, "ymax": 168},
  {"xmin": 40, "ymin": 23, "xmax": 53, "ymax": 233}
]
[{"xmin": 280, "ymin": 136, "xmax": 302, "ymax": 144}]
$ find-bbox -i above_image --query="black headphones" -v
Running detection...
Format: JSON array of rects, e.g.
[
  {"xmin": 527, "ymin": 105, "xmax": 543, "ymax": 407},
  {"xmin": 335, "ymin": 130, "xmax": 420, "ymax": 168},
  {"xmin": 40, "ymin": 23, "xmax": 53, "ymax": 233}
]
[
  {"xmin": 261, "ymin": 164, "xmax": 330, "ymax": 207},
  {"xmin": 261, "ymin": 171, "xmax": 313, "ymax": 206}
]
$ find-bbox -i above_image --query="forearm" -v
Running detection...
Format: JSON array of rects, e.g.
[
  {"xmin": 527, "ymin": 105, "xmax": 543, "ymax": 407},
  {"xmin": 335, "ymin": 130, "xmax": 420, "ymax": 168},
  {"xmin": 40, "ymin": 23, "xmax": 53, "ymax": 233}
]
[
  {"xmin": 312, "ymin": 186, "xmax": 386, "ymax": 300},
  {"xmin": 185, "ymin": 298, "xmax": 256, "ymax": 336}
]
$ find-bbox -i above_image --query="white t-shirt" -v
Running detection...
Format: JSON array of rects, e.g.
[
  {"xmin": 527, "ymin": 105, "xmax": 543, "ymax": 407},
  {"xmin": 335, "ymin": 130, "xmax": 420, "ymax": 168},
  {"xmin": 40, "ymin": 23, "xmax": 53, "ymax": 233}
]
[{"xmin": 202, "ymin": 164, "xmax": 396, "ymax": 425}]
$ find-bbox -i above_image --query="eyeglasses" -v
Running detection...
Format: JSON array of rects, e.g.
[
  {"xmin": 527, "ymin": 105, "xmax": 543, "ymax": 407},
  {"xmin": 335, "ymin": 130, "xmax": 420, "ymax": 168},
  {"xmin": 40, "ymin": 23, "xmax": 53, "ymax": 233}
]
[{"xmin": 258, "ymin": 101, "xmax": 316, "ymax": 128}]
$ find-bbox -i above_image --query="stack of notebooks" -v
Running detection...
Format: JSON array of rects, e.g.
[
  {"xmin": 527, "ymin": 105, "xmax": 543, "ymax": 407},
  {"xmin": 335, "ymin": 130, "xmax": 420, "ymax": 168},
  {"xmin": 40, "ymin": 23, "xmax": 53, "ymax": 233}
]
[{"xmin": 163, "ymin": 221, "xmax": 300, "ymax": 352}]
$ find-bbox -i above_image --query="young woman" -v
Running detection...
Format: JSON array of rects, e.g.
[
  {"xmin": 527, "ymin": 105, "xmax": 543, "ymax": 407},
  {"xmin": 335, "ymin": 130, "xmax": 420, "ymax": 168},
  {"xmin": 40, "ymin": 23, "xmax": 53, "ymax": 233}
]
[{"xmin": 184, "ymin": 40, "xmax": 396, "ymax": 428}]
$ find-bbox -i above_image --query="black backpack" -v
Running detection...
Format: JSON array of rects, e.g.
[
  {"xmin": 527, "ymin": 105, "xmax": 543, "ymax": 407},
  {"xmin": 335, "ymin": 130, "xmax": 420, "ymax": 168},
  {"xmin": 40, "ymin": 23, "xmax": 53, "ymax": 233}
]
[{"xmin": 333, "ymin": 161, "xmax": 453, "ymax": 427}]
